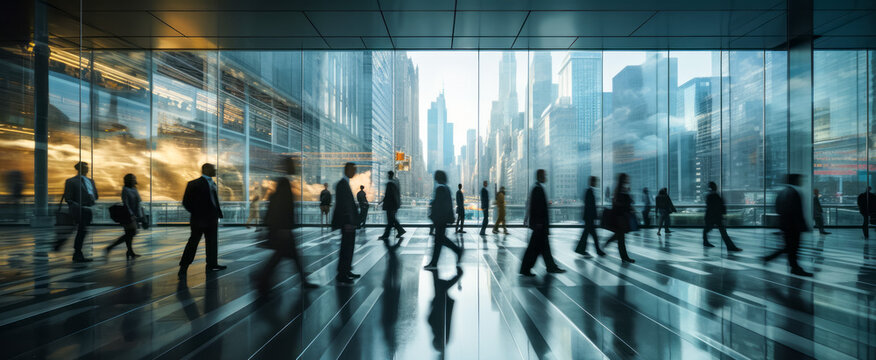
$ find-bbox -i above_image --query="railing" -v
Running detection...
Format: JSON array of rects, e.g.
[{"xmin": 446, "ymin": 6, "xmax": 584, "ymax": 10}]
[{"xmin": 0, "ymin": 200, "xmax": 868, "ymax": 227}]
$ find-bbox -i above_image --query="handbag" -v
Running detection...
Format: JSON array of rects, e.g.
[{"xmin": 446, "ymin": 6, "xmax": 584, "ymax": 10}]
[
  {"xmin": 109, "ymin": 203, "xmax": 130, "ymax": 224},
  {"xmin": 139, "ymin": 206, "xmax": 151, "ymax": 229},
  {"xmin": 600, "ymin": 208, "xmax": 616, "ymax": 231},
  {"xmin": 54, "ymin": 195, "xmax": 74, "ymax": 226},
  {"xmin": 628, "ymin": 212, "xmax": 640, "ymax": 232}
]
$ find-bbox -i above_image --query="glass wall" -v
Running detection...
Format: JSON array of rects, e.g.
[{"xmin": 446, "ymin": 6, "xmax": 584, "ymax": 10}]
[{"xmin": 0, "ymin": 48, "xmax": 872, "ymax": 226}]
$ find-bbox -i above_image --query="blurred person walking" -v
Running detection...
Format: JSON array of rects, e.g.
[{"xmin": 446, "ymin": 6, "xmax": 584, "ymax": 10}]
[
  {"xmin": 813, "ymin": 188, "xmax": 830, "ymax": 235},
  {"xmin": 479, "ymin": 181, "xmax": 490, "ymax": 236},
  {"xmin": 378, "ymin": 171, "xmax": 406, "ymax": 242},
  {"xmin": 424, "ymin": 170, "xmax": 463, "ymax": 270},
  {"xmin": 105, "ymin": 174, "xmax": 142, "ymax": 259},
  {"xmin": 703, "ymin": 182, "xmax": 742, "ymax": 252},
  {"xmin": 55, "ymin": 161, "xmax": 98, "ymax": 263},
  {"xmin": 520, "ymin": 169, "xmax": 565, "ymax": 276},
  {"xmin": 603, "ymin": 173, "xmax": 636, "ymax": 263},
  {"xmin": 763, "ymin": 174, "xmax": 813, "ymax": 277},
  {"xmin": 641, "ymin": 187, "xmax": 652, "ymax": 228},
  {"xmin": 245, "ymin": 183, "xmax": 263, "ymax": 229},
  {"xmin": 492, "ymin": 186, "xmax": 508, "ymax": 234},
  {"xmin": 858, "ymin": 187, "xmax": 875, "ymax": 240},
  {"xmin": 655, "ymin": 188, "xmax": 676, "ymax": 236},
  {"xmin": 256, "ymin": 158, "xmax": 317, "ymax": 293},
  {"xmin": 357, "ymin": 185, "xmax": 368, "ymax": 229},
  {"xmin": 319, "ymin": 184, "xmax": 331, "ymax": 228},
  {"xmin": 455, "ymin": 184, "xmax": 466, "ymax": 233},
  {"xmin": 575, "ymin": 176, "xmax": 604, "ymax": 256}
]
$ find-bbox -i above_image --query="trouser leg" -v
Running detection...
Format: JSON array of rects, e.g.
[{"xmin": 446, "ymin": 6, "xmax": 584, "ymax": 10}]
[
  {"xmin": 520, "ymin": 230, "xmax": 542, "ymax": 271},
  {"xmin": 786, "ymin": 231, "xmax": 802, "ymax": 269},
  {"xmin": 337, "ymin": 229, "xmax": 355, "ymax": 275},
  {"xmin": 180, "ymin": 225, "xmax": 205, "ymax": 266},
  {"xmin": 717, "ymin": 221, "xmax": 737, "ymax": 249},
  {"xmin": 617, "ymin": 233, "xmax": 631, "ymax": 260}
]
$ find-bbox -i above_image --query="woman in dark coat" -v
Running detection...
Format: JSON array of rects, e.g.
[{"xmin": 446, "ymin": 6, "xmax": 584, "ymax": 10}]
[
  {"xmin": 604, "ymin": 173, "xmax": 635, "ymax": 263},
  {"xmin": 105, "ymin": 174, "xmax": 142, "ymax": 259},
  {"xmin": 655, "ymin": 187, "xmax": 676, "ymax": 236}
]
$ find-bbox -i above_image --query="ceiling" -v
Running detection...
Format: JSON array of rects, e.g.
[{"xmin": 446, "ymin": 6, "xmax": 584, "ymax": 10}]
[{"xmin": 31, "ymin": 0, "xmax": 876, "ymax": 50}]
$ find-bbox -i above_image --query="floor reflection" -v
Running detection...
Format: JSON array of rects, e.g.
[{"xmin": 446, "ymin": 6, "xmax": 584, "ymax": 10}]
[{"xmin": 427, "ymin": 266, "xmax": 462, "ymax": 355}]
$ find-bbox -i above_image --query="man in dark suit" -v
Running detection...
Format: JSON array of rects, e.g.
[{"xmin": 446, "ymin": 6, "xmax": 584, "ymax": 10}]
[
  {"xmin": 813, "ymin": 188, "xmax": 830, "ymax": 235},
  {"xmin": 479, "ymin": 181, "xmax": 489, "ymax": 235},
  {"xmin": 858, "ymin": 187, "xmax": 875, "ymax": 239},
  {"xmin": 178, "ymin": 163, "xmax": 226, "ymax": 279},
  {"xmin": 703, "ymin": 181, "xmax": 742, "ymax": 252},
  {"xmin": 764, "ymin": 174, "xmax": 812, "ymax": 277},
  {"xmin": 520, "ymin": 169, "xmax": 565, "ymax": 276},
  {"xmin": 332, "ymin": 162, "xmax": 360, "ymax": 285},
  {"xmin": 357, "ymin": 185, "xmax": 368, "ymax": 229},
  {"xmin": 455, "ymin": 184, "xmax": 466, "ymax": 233},
  {"xmin": 55, "ymin": 161, "xmax": 97, "ymax": 262},
  {"xmin": 424, "ymin": 170, "xmax": 462, "ymax": 270},
  {"xmin": 576, "ymin": 176, "xmax": 604, "ymax": 256},
  {"xmin": 378, "ymin": 171, "xmax": 405, "ymax": 241}
]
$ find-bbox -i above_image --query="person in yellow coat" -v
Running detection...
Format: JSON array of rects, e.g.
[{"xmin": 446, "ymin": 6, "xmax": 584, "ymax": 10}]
[{"xmin": 492, "ymin": 186, "xmax": 509, "ymax": 234}]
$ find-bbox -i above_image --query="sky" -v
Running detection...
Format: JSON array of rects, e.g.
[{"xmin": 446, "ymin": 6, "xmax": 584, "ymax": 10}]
[{"xmin": 408, "ymin": 51, "xmax": 715, "ymax": 164}]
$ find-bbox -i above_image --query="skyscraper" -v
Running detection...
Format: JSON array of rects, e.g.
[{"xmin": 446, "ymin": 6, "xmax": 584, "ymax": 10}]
[
  {"xmin": 392, "ymin": 52, "xmax": 426, "ymax": 197},
  {"xmin": 427, "ymin": 92, "xmax": 450, "ymax": 174}
]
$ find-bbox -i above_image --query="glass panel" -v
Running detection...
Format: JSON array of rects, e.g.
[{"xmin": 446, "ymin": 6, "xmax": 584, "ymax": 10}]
[{"xmin": 0, "ymin": 47, "xmax": 34, "ymax": 223}]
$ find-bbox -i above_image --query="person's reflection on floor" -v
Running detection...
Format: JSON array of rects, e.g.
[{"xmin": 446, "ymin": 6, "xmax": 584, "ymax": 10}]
[
  {"xmin": 427, "ymin": 266, "xmax": 462, "ymax": 355},
  {"xmin": 381, "ymin": 241, "xmax": 402, "ymax": 353},
  {"xmin": 767, "ymin": 278, "xmax": 813, "ymax": 358},
  {"xmin": 704, "ymin": 268, "xmax": 738, "ymax": 311},
  {"xmin": 605, "ymin": 285, "xmax": 637, "ymax": 358}
]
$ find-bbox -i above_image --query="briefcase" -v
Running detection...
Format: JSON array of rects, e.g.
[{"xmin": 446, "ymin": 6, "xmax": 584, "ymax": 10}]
[
  {"xmin": 54, "ymin": 196, "xmax": 74, "ymax": 226},
  {"xmin": 109, "ymin": 203, "xmax": 130, "ymax": 224}
]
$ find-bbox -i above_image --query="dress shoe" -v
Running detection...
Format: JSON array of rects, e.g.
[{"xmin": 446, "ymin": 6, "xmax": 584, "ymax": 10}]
[
  {"xmin": 546, "ymin": 267, "xmax": 566, "ymax": 274},
  {"xmin": 596, "ymin": 250, "xmax": 607, "ymax": 256},
  {"xmin": 820, "ymin": 231, "xmax": 831, "ymax": 235},
  {"xmin": 703, "ymin": 242, "xmax": 716, "ymax": 248},
  {"xmin": 576, "ymin": 250, "xmax": 591, "ymax": 257},
  {"xmin": 423, "ymin": 264, "xmax": 438, "ymax": 270},
  {"xmin": 665, "ymin": 230, "xmax": 672, "ymax": 234},
  {"xmin": 301, "ymin": 281, "xmax": 319, "ymax": 289},
  {"xmin": 72, "ymin": 255, "xmax": 93, "ymax": 263},
  {"xmin": 206, "ymin": 264, "xmax": 228, "ymax": 271},
  {"xmin": 126, "ymin": 251, "xmax": 141, "ymax": 259},
  {"xmin": 621, "ymin": 257, "xmax": 636, "ymax": 263},
  {"xmin": 492, "ymin": 230, "xmax": 499, "ymax": 234},
  {"xmin": 335, "ymin": 275, "xmax": 354, "ymax": 285},
  {"xmin": 346, "ymin": 272, "xmax": 361, "ymax": 279},
  {"xmin": 728, "ymin": 247, "xmax": 743, "ymax": 252},
  {"xmin": 791, "ymin": 267, "xmax": 813, "ymax": 277},
  {"xmin": 519, "ymin": 270, "xmax": 535, "ymax": 277}
]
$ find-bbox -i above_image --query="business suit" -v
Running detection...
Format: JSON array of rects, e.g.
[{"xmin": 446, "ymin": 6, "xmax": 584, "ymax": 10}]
[
  {"xmin": 257, "ymin": 178, "xmax": 311, "ymax": 291},
  {"xmin": 575, "ymin": 187, "xmax": 602, "ymax": 255},
  {"xmin": 380, "ymin": 180, "xmax": 405, "ymax": 239},
  {"xmin": 858, "ymin": 191, "xmax": 875, "ymax": 239},
  {"xmin": 106, "ymin": 186, "xmax": 141, "ymax": 254},
  {"xmin": 426, "ymin": 184, "xmax": 461, "ymax": 267},
  {"xmin": 57, "ymin": 175, "xmax": 98, "ymax": 258},
  {"xmin": 479, "ymin": 187, "xmax": 489, "ymax": 235},
  {"xmin": 655, "ymin": 193, "xmax": 676, "ymax": 234},
  {"xmin": 605, "ymin": 192, "xmax": 635, "ymax": 262},
  {"xmin": 332, "ymin": 177, "xmax": 359, "ymax": 277},
  {"xmin": 455, "ymin": 189, "xmax": 465, "ymax": 232},
  {"xmin": 703, "ymin": 190, "xmax": 740, "ymax": 250},
  {"xmin": 520, "ymin": 183, "xmax": 560, "ymax": 273},
  {"xmin": 765, "ymin": 185, "xmax": 810, "ymax": 273},
  {"xmin": 180, "ymin": 176, "xmax": 224, "ymax": 268},
  {"xmin": 357, "ymin": 190, "xmax": 368, "ymax": 228},
  {"xmin": 813, "ymin": 194, "xmax": 826, "ymax": 234}
]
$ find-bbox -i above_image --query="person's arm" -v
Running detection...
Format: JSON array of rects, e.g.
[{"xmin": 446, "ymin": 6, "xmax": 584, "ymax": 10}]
[{"xmin": 182, "ymin": 181, "xmax": 194, "ymax": 213}]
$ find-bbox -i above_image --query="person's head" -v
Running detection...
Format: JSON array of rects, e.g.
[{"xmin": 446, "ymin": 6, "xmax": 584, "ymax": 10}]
[
  {"xmin": 616, "ymin": 173, "xmax": 629, "ymax": 188},
  {"xmin": 499, "ymin": 186, "xmax": 505, "ymax": 193},
  {"xmin": 643, "ymin": 187, "xmax": 649, "ymax": 194},
  {"xmin": 458, "ymin": 184, "xmax": 462, "ymax": 189},
  {"xmin": 868, "ymin": 186, "xmax": 873, "ymax": 192},
  {"xmin": 589, "ymin": 176, "xmax": 598, "ymax": 187},
  {"xmin": 360, "ymin": 185, "xmax": 364, "ymax": 190},
  {"xmin": 785, "ymin": 173, "xmax": 802, "ymax": 186},
  {"xmin": 708, "ymin": 181, "xmax": 717, "ymax": 191},
  {"xmin": 323, "ymin": 183, "xmax": 328, "ymax": 189},
  {"xmin": 658, "ymin": 187, "xmax": 667, "ymax": 195},
  {"xmin": 201, "ymin": 163, "xmax": 216, "ymax": 177},
  {"xmin": 435, "ymin": 170, "xmax": 447, "ymax": 185},
  {"xmin": 344, "ymin": 162, "xmax": 356, "ymax": 178},
  {"xmin": 387, "ymin": 171, "xmax": 394, "ymax": 179},
  {"xmin": 275, "ymin": 176, "xmax": 292, "ymax": 195},
  {"xmin": 814, "ymin": 188, "xmax": 820, "ymax": 196},
  {"xmin": 482, "ymin": 180, "xmax": 488, "ymax": 187},
  {"xmin": 74, "ymin": 161, "xmax": 89, "ymax": 176},
  {"xmin": 536, "ymin": 169, "xmax": 546, "ymax": 183},
  {"xmin": 123, "ymin": 173, "xmax": 137, "ymax": 187}
]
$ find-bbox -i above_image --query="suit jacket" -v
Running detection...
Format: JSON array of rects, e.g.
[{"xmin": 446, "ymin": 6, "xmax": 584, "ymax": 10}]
[
  {"xmin": 583, "ymin": 187, "xmax": 597, "ymax": 221},
  {"xmin": 528, "ymin": 183, "xmax": 549, "ymax": 232},
  {"xmin": 265, "ymin": 181, "xmax": 296, "ymax": 230},
  {"xmin": 183, "ymin": 176, "xmax": 223, "ymax": 226},
  {"xmin": 64, "ymin": 175, "xmax": 98, "ymax": 211},
  {"xmin": 319, "ymin": 190, "xmax": 332, "ymax": 206},
  {"xmin": 813, "ymin": 195, "xmax": 823, "ymax": 216},
  {"xmin": 357, "ymin": 190, "xmax": 368, "ymax": 208},
  {"xmin": 456, "ymin": 190, "xmax": 465, "ymax": 213},
  {"xmin": 430, "ymin": 185, "xmax": 454, "ymax": 224},
  {"xmin": 331, "ymin": 178, "xmax": 358, "ymax": 230},
  {"xmin": 480, "ymin": 187, "xmax": 489, "ymax": 210},
  {"xmin": 704, "ymin": 190, "xmax": 726, "ymax": 221},
  {"xmin": 776, "ymin": 185, "xmax": 809, "ymax": 233},
  {"xmin": 383, "ymin": 181, "xmax": 400, "ymax": 211},
  {"xmin": 859, "ymin": 192, "xmax": 876, "ymax": 215}
]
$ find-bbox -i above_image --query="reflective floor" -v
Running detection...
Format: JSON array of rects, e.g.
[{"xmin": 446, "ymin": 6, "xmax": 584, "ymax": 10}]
[{"xmin": 0, "ymin": 225, "xmax": 874, "ymax": 359}]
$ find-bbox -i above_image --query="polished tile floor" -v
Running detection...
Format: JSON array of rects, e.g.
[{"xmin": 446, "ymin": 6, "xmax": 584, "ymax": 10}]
[{"xmin": 0, "ymin": 225, "xmax": 874, "ymax": 359}]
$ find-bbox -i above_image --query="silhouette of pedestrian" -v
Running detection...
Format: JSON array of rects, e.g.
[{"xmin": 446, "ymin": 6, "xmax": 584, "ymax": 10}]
[
  {"xmin": 105, "ymin": 173, "xmax": 142, "ymax": 259},
  {"xmin": 603, "ymin": 173, "xmax": 636, "ymax": 263},
  {"xmin": 178, "ymin": 163, "xmax": 226, "ymax": 279},
  {"xmin": 655, "ymin": 188, "xmax": 676, "ymax": 236},
  {"xmin": 575, "ymin": 176, "xmax": 604, "ymax": 256},
  {"xmin": 813, "ymin": 188, "xmax": 830, "ymax": 235},
  {"xmin": 332, "ymin": 162, "xmax": 360, "ymax": 285},
  {"xmin": 764, "ymin": 174, "xmax": 813, "ymax": 277},
  {"xmin": 424, "ymin": 170, "xmax": 463, "ymax": 270},
  {"xmin": 520, "ymin": 169, "xmax": 565, "ymax": 276},
  {"xmin": 703, "ymin": 181, "xmax": 742, "ymax": 252},
  {"xmin": 55, "ymin": 161, "xmax": 97, "ymax": 262}
]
